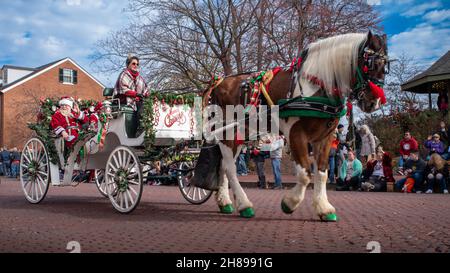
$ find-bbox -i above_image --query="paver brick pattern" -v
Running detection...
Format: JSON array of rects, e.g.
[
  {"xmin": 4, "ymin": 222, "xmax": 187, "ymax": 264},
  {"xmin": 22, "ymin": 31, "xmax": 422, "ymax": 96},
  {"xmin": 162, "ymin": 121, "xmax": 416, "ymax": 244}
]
[{"xmin": 1, "ymin": 177, "xmax": 449, "ymax": 253}]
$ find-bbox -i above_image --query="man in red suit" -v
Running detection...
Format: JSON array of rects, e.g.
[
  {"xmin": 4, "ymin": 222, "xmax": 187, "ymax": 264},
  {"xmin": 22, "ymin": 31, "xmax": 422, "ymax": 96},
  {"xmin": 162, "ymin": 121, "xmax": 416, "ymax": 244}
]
[{"xmin": 50, "ymin": 97, "xmax": 88, "ymax": 148}]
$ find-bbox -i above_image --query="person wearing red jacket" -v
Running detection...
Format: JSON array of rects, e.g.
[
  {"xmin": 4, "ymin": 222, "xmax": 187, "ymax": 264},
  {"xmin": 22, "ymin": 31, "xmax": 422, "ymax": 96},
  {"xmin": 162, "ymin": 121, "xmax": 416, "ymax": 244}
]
[
  {"xmin": 361, "ymin": 150, "xmax": 394, "ymax": 192},
  {"xmin": 398, "ymin": 131, "xmax": 418, "ymax": 175},
  {"xmin": 50, "ymin": 97, "xmax": 89, "ymax": 148}
]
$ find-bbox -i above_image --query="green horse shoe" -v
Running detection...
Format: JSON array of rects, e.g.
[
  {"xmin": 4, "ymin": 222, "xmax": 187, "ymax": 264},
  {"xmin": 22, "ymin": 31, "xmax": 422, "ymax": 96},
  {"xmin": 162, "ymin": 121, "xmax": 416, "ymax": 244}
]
[
  {"xmin": 239, "ymin": 207, "xmax": 255, "ymax": 218},
  {"xmin": 281, "ymin": 200, "xmax": 294, "ymax": 214},
  {"xmin": 320, "ymin": 213, "xmax": 338, "ymax": 222},
  {"xmin": 219, "ymin": 204, "xmax": 234, "ymax": 214}
]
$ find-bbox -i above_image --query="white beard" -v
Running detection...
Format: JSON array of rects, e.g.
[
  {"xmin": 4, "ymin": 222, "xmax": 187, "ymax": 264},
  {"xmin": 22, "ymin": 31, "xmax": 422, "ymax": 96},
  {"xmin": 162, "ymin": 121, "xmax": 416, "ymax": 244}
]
[{"xmin": 60, "ymin": 108, "xmax": 73, "ymax": 118}]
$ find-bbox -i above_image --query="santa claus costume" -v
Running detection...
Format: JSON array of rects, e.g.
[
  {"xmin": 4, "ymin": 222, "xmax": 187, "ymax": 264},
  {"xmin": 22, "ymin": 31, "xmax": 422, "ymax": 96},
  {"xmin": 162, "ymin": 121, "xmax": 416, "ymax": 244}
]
[{"xmin": 50, "ymin": 97, "xmax": 89, "ymax": 148}]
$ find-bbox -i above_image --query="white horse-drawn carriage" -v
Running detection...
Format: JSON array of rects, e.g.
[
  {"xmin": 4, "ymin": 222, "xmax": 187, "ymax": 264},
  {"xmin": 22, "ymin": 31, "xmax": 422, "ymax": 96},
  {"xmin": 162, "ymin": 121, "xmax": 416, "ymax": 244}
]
[{"xmin": 19, "ymin": 88, "xmax": 212, "ymax": 213}]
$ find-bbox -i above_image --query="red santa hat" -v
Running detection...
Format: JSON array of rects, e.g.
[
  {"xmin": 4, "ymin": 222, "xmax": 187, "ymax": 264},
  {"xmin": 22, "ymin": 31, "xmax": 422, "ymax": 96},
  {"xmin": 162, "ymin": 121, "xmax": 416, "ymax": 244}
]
[{"xmin": 59, "ymin": 97, "xmax": 74, "ymax": 108}]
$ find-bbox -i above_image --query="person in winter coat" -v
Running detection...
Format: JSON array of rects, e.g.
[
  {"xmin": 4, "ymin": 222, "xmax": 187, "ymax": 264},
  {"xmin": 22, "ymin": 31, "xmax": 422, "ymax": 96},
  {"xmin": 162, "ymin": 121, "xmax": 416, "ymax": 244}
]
[
  {"xmin": 398, "ymin": 131, "xmax": 419, "ymax": 174},
  {"xmin": 359, "ymin": 125, "xmax": 376, "ymax": 166},
  {"xmin": 336, "ymin": 150, "xmax": 363, "ymax": 191},
  {"xmin": 424, "ymin": 133, "xmax": 445, "ymax": 157},
  {"xmin": 361, "ymin": 150, "xmax": 395, "ymax": 192},
  {"xmin": 113, "ymin": 55, "xmax": 149, "ymax": 111},
  {"xmin": 395, "ymin": 150, "xmax": 427, "ymax": 193},
  {"xmin": 423, "ymin": 153, "xmax": 449, "ymax": 194},
  {"xmin": 50, "ymin": 97, "xmax": 89, "ymax": 148},
  {"xmin": 437, "ymin": 90, "xmax": 448, "ymax": 117}
]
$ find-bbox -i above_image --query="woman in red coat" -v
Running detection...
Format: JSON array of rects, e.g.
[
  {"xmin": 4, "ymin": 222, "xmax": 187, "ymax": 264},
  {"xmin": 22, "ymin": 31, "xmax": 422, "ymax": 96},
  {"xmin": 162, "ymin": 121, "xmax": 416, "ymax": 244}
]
[{"xmin": 361, "ymin": 150, "xmax": 394, "ymax": 192}]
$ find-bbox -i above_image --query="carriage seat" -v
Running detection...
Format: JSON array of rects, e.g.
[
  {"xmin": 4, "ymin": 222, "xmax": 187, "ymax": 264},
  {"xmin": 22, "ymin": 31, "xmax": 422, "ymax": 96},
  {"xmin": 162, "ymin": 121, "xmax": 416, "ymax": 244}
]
[
  {"xmin": 121, "ymin": 105, "xmax": 141, "ymax": 138},
  {"xmin": 103, "ymin": 88, "xmax": 141, "ymax": 138}
]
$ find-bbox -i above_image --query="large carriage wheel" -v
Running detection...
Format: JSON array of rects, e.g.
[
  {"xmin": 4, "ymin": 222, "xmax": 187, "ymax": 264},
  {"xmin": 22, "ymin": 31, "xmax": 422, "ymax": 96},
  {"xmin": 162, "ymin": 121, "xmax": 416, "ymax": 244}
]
[
  {"xmin": 178, "ymin": 161, "xmax": 212, "ymax": 205},
  {"xmin": 105, "ymin": 146, "xmax": 143, "ymax": 213},
  {"xmin": 94, "ymin": 169, "xmax": 108, "ymax": 197},
  {"xmin": 20, "ymin": 138, "xmax": 50, "ymax": 204}
]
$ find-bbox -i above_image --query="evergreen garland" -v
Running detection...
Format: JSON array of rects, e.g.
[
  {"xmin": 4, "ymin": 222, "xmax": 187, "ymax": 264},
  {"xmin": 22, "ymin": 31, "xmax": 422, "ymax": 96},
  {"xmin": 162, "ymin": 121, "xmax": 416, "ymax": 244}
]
[{"xmin": 28, "ymin": 97, "xmax": 100, "ymax": 166}]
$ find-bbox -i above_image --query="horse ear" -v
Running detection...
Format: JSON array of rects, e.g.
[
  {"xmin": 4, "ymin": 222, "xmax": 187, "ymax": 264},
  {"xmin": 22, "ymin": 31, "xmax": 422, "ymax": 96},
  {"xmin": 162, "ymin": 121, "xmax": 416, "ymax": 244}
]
[{"xmin": 367, "ymin": 30, "xmax": 373, "ymax": 42}]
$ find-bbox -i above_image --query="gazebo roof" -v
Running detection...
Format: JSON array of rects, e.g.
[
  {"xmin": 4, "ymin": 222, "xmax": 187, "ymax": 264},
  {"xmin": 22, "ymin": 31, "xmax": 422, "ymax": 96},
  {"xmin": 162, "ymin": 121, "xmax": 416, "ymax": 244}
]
[{"xmin": 401, "ymin": 50, "xmax": 450, "ymax": 94}]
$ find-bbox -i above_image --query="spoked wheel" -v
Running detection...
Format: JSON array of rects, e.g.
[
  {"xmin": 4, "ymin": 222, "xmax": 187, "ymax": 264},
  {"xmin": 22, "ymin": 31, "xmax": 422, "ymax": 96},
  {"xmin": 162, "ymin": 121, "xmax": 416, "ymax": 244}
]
[
  {"xmin": 105, "ymin": 146, "xmax": 143, "ymax": 213},
  {"xmin": 94, "ymin": 169, "xmax": 108, "ymax": 197},
  {"xmin": 178, "ymin": 161, "xmax": 212, "ymax": 205},
  {"xmin": 20, "ymin": 138, "xmax": 50, "ymax": 204}
]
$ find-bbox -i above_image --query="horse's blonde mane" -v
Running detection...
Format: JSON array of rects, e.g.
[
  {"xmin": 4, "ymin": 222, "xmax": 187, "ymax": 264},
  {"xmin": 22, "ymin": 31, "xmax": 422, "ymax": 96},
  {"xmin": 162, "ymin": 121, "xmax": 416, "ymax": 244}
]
[{"xmin": 299, "ymin": 33, "xmax": 367, "ymax": 97}]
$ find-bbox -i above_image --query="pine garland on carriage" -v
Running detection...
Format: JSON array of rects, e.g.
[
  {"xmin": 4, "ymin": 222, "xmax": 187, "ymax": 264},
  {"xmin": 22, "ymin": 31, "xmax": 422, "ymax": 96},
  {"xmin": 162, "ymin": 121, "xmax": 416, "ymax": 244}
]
[{"xmin": 21, "ymin": 91, "xmax": 212, "ymax": 213}]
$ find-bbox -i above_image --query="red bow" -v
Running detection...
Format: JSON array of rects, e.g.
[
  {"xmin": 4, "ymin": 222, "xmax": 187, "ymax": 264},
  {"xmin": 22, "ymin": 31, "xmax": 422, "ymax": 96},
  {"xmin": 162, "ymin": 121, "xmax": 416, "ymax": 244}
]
[{"xmin": 368, "ymin": 81, "xmax": 386, "ymax": 105}]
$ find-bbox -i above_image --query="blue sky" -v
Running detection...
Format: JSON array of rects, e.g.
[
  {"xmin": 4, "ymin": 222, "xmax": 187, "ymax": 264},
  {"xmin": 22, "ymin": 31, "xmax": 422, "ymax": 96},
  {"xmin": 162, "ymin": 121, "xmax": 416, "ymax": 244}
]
[{"xmin": 0, "ymin": 0, "xmax": 449, "ymax": 87}]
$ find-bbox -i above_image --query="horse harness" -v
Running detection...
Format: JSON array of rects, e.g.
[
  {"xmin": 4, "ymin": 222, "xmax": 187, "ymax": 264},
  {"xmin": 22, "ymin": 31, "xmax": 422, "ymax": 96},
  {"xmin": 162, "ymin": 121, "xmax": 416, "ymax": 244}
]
[{"xmin": 204, "ymin": 42, "xmax": 387, "ymax": 120}]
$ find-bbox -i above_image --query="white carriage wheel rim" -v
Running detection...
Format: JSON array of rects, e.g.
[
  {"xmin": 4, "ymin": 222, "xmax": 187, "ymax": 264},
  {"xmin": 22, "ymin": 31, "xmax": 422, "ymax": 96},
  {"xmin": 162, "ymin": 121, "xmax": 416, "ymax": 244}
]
[
  {"xmin": 178, "ymin": 161, "xmax": 211, "ymax": 203},
  {"xmin": 95, "ymin": 169, "xmax": 108, "ymax": 197},
  {"xmin": 20, "ymin": 138, "xmax": 49, "ymax": 204},
  {"xmin": 105, "ymin": 147, "xmax": 142, "ymax": 213}
]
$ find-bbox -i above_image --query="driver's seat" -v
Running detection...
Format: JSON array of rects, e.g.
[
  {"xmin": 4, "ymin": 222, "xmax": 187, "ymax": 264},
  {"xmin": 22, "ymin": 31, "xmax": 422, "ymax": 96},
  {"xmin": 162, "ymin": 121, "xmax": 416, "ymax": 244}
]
[{"xmin": 103, "ymin": 88, "xmax": 140, "ymax": 138}]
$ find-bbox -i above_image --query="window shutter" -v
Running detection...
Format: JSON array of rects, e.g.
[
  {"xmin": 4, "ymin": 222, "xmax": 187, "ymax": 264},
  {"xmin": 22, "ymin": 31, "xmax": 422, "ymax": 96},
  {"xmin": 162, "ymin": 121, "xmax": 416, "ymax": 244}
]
[
  {"xmin": 73, "ymin": 70, "xmax": 78, "ymax": 84},
  {"xmin": 59, "ymin": 68, "xmax": 63, "ymax": 83}
]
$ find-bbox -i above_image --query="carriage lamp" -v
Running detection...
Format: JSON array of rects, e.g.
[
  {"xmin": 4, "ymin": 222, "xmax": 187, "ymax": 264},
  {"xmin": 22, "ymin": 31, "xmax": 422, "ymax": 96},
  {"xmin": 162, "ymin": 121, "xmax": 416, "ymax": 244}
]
[{"xmin": 102, "ymin": 101, "xmax": 113, "ymax": 118}]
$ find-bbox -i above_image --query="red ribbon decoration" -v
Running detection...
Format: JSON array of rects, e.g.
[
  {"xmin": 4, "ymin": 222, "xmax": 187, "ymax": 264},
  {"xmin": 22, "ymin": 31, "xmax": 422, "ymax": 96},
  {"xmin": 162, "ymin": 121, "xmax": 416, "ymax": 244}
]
[{"xmin": 368, "ymin": 81, "xmax": 387, "ymax": 105}]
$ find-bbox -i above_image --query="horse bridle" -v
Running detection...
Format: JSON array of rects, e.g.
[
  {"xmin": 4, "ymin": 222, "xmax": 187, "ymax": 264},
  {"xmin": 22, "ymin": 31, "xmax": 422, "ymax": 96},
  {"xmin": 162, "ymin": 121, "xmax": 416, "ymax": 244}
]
[{"xmin": 351, "ymin": 45, "xmax": 389, "ymax": 102}]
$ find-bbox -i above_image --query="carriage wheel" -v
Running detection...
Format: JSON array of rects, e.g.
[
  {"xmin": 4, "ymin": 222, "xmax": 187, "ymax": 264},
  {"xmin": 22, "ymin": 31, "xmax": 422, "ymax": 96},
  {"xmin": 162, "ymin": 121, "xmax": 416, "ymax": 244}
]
[
  {"xmin": 20, "ymin": 138, "xmax": 50, "ymax": 204},
  {"xmin": 177, "ymin": 161, "xmax": 212, "ymax": 205},
  {"xmin": 94, "ymin": 169, "xmax": 108, "ymax": 197},
  {"xmin": 105, "ymin": 146, "xmax": 143, "ymax": 213}
]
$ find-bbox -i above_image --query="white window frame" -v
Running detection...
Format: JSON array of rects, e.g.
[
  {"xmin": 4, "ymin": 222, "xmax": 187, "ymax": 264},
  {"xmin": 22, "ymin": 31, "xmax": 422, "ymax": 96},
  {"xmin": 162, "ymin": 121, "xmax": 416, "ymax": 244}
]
[{"xmin": 62, "ymin": 69, "xmax": 74, "ymax": 85}]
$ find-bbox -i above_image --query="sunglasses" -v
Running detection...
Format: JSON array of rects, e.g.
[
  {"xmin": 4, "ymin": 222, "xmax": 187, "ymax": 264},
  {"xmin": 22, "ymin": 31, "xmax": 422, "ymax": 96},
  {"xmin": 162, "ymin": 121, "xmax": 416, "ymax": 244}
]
[{"xmin": 131, "ymin": 62, "xmax": 139, "ymax": 66}]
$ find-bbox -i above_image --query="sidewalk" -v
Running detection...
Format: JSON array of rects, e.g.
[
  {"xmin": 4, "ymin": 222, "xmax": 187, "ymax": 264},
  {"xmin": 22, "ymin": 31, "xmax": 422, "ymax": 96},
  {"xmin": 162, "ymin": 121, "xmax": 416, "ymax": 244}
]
[
  {"xmin": 238, "ymin": 174, "xmax": 339, "ymax": 190},
  {"xmin": 239, "ymin": 174, "xmax": 405, "ymax": 190}
]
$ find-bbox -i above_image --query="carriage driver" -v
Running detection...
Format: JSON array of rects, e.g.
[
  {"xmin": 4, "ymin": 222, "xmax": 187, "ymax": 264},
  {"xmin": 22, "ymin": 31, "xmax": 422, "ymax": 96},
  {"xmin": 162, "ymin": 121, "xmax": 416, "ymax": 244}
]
[
  {"xmin": 50, "ymin": 97, "xmax": 89, "ymax": 148},
  {"xmin": 113, "ymin": 55, "xmax": 150, "ymax": 111}
]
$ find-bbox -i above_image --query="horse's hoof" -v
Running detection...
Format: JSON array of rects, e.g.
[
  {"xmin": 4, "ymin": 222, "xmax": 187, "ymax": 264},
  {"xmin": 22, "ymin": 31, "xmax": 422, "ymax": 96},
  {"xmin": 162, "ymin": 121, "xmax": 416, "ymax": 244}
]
[
  {"xmin": 219, "ymin": 204, "xmax": 234, "ymax": 214},
  {"xmin": 239, "ymin": 207, "xmax": 255, "ymax": 218},
  {"xmin": 320, "ymin": 213, "xmax": 338, "ymax": 222},
  {"xmin": 281, "ymin": 200, "xmax": 294, "ymax": 214}
]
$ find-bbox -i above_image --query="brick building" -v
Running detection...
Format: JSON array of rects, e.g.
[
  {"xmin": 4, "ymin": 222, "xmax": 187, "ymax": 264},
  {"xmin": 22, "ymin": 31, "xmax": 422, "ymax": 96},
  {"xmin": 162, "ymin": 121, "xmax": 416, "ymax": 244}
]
[{"xmin": 0, "ymin": 57, "xmax": 105, "ymax": 148}]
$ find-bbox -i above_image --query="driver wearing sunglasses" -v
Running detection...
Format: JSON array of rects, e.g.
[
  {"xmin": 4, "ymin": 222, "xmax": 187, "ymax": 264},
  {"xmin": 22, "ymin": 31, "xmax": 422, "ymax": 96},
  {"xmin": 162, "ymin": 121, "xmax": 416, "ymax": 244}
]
[{"xmin": 114, "ymin": 55, "xmax": 150, "ymax": 111}]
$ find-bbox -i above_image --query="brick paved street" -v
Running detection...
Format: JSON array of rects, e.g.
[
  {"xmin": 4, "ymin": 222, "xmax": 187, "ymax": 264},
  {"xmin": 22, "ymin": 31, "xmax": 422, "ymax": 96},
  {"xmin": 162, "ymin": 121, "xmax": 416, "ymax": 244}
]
[{"xmin": 1, "ymin": 176, "xmax": 450, "ymax": 253}]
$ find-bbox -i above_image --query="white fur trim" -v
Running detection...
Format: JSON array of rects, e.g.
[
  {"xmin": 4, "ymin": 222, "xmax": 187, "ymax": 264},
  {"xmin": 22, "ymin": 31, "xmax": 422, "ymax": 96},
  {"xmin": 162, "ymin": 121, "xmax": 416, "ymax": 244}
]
[
  {"xmin": 54, "ymin": 127, "xmax": 66, "ymax": 136},
  {"xmin": 59, "ymin": 98, "xmax": 73, "ymax": 108}
]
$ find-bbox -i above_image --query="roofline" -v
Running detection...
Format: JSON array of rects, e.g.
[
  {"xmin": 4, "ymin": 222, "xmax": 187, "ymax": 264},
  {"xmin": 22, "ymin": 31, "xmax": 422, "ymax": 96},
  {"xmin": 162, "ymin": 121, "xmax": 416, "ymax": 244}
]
[
  {"xmin": 1, "ymin": 65, "xmax": 36, "ymax": 71},
  {"xmin": 1, "ymin": 58, "xmax": 105, "ymax": 93},
  {"xmin": 401, "ymin": 73, "xmax": 450, "ymax": 91},
  {"xmin": 67, "ymin": 58, "xmax": 105, "ymax": 89}
]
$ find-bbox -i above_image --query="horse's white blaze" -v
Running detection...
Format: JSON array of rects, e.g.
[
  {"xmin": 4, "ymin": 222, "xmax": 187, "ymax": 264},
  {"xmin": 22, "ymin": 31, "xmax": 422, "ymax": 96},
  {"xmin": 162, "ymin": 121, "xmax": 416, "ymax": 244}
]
[
  {"xmin": 312, "ymin": 170, "xmax": 336, "ymax": 216},
  {"xmin": 218, "ymin": 143, "xmax": 252, "ymax": 211},
  {"xmin": 282, "ymin": 165, "xmax": 310, "ymax": 211}
]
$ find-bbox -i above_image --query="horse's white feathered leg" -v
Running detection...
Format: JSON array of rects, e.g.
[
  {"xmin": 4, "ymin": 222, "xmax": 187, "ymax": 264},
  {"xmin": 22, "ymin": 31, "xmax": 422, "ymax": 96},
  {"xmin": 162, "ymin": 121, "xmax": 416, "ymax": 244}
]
[
  {"xmin": 281, "ymin": 165, "xmax": 310, "ymax": 213},
  {"xmin": 218, "ymin": 143, "xmax": 254, "ymax": 217},
  {"xmin": 215, "ymin": 166, "xmax": 233, "ymax": 213},
  {"xmin": 312, "ymin": 170, "xmax": 336, "ymax": 219}
]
